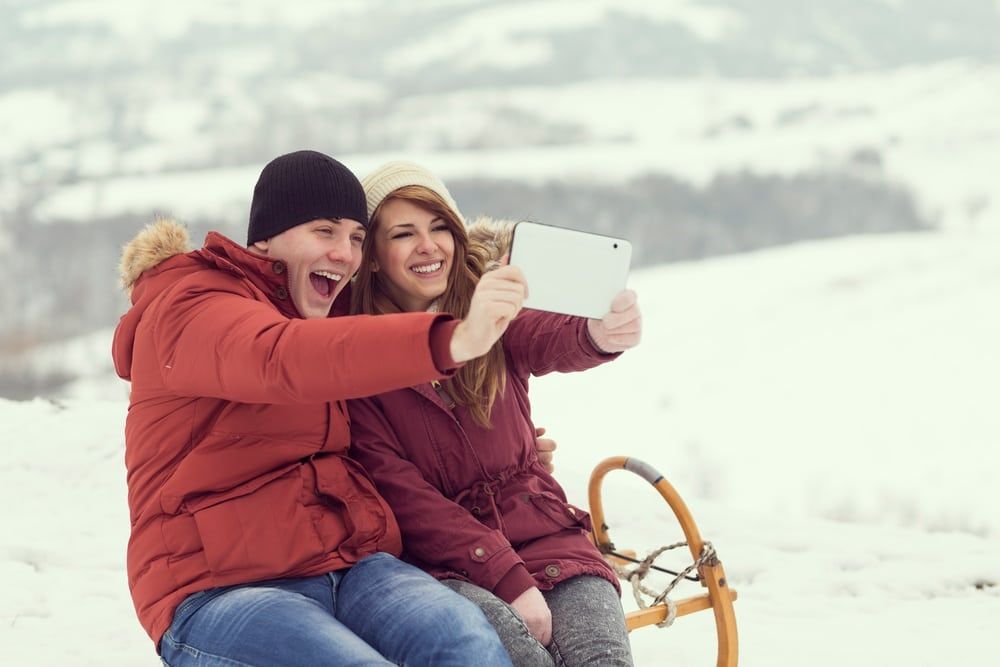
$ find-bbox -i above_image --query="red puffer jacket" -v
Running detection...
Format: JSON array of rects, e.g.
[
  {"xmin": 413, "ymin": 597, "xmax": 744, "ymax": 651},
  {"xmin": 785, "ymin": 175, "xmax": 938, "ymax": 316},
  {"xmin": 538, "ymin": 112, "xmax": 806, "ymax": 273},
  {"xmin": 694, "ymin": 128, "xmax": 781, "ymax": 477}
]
[
  {"xmin": 348, "ymin": 310, "xmax": 621, "ymax": 605},
  {"xmin": 112, "ymin": 220, "xmax": 457, "ymax": 649}
]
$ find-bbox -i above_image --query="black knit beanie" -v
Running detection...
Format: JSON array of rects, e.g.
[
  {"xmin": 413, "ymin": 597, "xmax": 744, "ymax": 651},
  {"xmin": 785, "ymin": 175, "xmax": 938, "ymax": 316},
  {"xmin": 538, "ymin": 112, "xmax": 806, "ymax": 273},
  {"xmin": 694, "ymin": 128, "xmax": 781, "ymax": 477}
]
[{"xmin": 247, "ymin": 150, "xmax": 368, "ymax": 245}]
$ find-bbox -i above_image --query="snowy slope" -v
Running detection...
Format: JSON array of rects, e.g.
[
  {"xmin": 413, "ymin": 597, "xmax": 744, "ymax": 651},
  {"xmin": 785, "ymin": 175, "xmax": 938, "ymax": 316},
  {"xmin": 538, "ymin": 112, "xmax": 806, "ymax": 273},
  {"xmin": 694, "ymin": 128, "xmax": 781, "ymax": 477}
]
[
  {"xmin": 2, "ymin": 226, "xmax": 998, "ymax": 665},
  {"xmin": 4, "ymin": 0, "xmax": 997, "ymax": 233},
  {"xmin": 29, "ymin": 61, "xmax": 1000, "ymax": 234}
]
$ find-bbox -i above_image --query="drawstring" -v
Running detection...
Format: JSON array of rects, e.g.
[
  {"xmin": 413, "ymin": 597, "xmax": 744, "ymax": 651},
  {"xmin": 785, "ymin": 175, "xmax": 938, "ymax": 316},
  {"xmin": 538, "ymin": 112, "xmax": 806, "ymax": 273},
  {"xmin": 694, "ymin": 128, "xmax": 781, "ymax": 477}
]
[
  {"xmin": 454, "ymin": 478, "xmax": 508, "ymax": 535},
  {"xmin": 424, "ymin": 380, "xmax": 520, "ymax": 538}
]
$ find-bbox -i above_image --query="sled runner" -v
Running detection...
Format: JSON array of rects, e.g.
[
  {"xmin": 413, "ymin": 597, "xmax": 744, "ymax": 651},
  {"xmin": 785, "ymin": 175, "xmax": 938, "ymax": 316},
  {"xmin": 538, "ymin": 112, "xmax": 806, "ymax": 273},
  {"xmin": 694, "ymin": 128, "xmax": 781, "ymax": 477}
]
[{"xmin": 588, "ymin": 456, "xmax": 739, "ymax": 667}]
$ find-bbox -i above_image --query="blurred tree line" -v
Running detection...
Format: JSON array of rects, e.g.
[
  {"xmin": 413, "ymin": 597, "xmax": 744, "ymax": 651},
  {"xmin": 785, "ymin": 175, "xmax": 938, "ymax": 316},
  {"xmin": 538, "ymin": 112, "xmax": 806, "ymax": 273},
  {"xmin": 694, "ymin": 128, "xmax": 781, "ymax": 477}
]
[{"xmin": 0, "ymin": 168, "xmax": 929, "ymax": 398}]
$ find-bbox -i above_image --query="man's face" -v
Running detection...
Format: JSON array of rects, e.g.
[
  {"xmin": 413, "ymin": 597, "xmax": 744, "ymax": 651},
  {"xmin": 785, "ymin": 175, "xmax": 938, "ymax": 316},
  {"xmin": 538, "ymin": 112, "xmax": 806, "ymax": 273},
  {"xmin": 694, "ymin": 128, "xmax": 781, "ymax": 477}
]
[{"xmin": 254, "ymin": 218, "xmax": 366, "ymax": 318}]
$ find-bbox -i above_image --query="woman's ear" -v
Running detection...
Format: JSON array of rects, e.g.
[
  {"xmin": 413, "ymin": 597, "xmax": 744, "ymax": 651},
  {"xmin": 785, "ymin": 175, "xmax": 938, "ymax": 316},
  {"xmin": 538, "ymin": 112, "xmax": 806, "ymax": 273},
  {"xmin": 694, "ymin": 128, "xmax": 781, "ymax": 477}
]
[{"xmin": 370, "ymin": 259, "xmax": 380, "ymax": 272}]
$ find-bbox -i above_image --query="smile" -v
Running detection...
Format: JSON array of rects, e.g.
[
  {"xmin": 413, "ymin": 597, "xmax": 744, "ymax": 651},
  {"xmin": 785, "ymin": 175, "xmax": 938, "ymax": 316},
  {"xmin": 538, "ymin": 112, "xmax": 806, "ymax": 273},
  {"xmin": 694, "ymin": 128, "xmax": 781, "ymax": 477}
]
[
  {"xmin": 410, "ymin": 261, "xmax": 443, "ymax": 275},
  {"xmin": 310, "ymin": 270, "xmax": 344, "ymax": 298},
  {"xmin": 313, "ymin": 270, "xmax": 344, "ymax": 283}
]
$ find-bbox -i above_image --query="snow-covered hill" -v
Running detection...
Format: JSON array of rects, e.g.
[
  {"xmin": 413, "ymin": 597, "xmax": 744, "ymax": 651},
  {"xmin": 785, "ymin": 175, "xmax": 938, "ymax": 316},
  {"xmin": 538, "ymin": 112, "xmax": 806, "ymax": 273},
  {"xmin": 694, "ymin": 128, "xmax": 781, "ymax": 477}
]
[
  {"xmin": 4, "ymin": 1, "xmax": 999, "ymax": 397},
  {"xmin": 3, "ymin": 226, "xmax": 997, "ymax": 665},
  {"xmin": 2, "ymin": 1, "xmax": 998, "ymax": 231},
  {"xmin": 26, "ymin": 59, "xmax": 1000, "ymax": 236}
]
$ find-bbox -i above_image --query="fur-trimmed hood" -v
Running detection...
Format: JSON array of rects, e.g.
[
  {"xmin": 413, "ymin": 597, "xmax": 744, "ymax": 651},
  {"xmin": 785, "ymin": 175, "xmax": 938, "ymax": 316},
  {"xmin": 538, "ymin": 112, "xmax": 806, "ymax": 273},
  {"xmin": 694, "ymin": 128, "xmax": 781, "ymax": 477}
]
[
  {"xmin": 114, "ymin": 218, "xmax": 208, "ymax": 381},
  {"xmin": 466, "ymin": 215, "xmax": 517, "ymax": 270},
  {"xmin": 118, "ymin": 217, "xmax": 194, "ymax": 297}
]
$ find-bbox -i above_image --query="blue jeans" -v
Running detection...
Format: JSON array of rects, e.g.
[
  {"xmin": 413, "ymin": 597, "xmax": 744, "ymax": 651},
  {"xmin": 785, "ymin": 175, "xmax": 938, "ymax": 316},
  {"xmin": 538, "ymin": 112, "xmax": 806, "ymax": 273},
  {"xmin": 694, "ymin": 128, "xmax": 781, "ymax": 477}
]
[{"xmin": 160, "ymin": 552, "xmax": 512, "ymax": 666}]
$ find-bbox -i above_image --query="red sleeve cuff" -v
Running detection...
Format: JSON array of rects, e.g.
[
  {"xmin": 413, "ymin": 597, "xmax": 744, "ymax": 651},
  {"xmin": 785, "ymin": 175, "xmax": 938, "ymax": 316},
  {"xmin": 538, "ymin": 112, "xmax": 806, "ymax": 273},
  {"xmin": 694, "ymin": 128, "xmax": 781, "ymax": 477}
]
[
  {"xmin": 429, "ymin": 317, "xmax": 464, "ymax": 374},
  {"xmin": 492, "ymin": 564, "xmax": 536, "ymax": 604},
  {"xmin": 580, "ymin": 317, "xmax": 622, "ymax": 359}
]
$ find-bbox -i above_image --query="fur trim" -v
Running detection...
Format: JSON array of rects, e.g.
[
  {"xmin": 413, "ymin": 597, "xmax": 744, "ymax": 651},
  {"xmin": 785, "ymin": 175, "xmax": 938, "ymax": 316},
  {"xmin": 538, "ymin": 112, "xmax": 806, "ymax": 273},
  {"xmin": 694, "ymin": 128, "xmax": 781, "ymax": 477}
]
[
  {"xmin": 119, "ymin": 217, "xmax": 192, "ymax": 296},
  {"xmin": 467, "ymin": 215, "xmax": 517, "ymax": 271}
]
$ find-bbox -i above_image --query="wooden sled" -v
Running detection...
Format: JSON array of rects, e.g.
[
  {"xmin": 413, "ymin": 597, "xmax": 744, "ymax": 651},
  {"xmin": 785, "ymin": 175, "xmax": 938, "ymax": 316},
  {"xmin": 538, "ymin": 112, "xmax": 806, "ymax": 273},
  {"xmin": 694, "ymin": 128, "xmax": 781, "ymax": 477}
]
[{"xmin": 588, "ymin": 456, "xmax": 739, "ymax": 667}]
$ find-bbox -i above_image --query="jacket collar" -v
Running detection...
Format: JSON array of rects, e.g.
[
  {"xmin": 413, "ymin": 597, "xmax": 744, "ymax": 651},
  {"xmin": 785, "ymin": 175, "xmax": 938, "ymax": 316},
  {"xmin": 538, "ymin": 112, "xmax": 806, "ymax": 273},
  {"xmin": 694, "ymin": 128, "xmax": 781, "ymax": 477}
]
[
  {"xmin": 198, "ymin": 231, "xmax": 301, "ymax": 319},
  {"xmin": 197, "ymin": 232, "xmax": 353, "ymax": 320}
]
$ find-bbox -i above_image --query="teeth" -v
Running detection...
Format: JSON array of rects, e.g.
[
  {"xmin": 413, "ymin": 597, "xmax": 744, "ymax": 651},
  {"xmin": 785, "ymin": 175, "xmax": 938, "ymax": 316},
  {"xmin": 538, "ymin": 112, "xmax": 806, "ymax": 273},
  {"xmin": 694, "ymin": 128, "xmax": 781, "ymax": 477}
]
[
  {"xmin": 314, "ymin": 271, "xmax": 343, "ymax": 282},
  {"xmin": 412, "ymin": 262, "xmax": 442, "ymax": 274}
]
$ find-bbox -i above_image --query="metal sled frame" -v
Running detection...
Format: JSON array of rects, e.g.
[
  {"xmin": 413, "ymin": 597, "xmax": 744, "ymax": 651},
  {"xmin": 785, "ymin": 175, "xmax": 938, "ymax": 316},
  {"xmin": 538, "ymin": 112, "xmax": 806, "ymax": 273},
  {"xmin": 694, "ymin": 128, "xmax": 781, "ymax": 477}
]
[{"xmin": 588, "ymin": 456, "xmax": 739, "ymax": 667}]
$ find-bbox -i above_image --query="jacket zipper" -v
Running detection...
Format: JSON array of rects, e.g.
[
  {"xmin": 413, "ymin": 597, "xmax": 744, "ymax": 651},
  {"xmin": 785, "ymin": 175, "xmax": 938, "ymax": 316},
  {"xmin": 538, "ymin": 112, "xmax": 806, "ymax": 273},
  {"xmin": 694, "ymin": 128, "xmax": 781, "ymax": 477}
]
[
  {"xmin": 421, "ymin": 382, "xmax": 495, "ymax": 494},
  {"xmin": 430, "ymin": 380, "xmax": 457, "ymax": 409}
]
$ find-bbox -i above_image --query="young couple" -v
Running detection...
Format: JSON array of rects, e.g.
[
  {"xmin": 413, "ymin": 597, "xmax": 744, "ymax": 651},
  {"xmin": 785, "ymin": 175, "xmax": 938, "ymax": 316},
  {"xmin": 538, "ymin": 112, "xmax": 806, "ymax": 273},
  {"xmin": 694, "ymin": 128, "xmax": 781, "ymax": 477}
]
[{"xmin": 113, "ymin": 150, "xmax": 642, "ymax": 666}]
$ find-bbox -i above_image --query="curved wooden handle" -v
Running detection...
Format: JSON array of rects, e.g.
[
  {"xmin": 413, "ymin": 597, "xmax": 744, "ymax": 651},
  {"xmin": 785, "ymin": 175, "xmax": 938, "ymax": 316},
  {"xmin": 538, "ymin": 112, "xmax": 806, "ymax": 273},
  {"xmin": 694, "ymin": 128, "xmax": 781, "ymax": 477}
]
[
  {"xmin": 588, "ymin": 456, "xmax": 739, "ymax": 667},
  {"xmin": 589, "ymin": 456, "xmax": 705, "ymax": 561}
]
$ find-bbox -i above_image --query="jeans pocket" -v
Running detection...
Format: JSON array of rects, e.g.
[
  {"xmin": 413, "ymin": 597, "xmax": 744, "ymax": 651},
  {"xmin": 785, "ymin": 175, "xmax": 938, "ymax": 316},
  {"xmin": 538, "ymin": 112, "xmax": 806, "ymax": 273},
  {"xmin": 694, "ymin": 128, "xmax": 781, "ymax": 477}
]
[
  {"xmin": 171, "ymin": 590, "xmax": 211, "ymax": 622},
  {"xmin": 167, "ymin": 586, "xmax": 232, "ymax": 638}
]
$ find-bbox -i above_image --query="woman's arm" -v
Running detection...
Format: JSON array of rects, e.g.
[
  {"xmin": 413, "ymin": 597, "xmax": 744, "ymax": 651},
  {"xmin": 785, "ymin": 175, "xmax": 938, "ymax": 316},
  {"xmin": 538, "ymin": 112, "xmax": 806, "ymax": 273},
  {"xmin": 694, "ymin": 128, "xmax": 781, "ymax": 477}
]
[
  {"xmin": 502, "ymin": 309, "xmax": 617, "ymax": 378},
  {"xmin": 503, "ymin": 290, "xmax": 641, "ymax": 378}
]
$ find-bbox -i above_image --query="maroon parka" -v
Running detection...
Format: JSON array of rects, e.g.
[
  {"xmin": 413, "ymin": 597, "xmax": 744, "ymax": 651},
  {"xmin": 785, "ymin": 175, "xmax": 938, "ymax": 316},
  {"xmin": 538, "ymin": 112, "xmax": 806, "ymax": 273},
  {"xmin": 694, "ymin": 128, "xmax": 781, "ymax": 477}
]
[
  {"xmin": 112, "ymin": 220, "xmax": 459, "ymax": 650},
  {"xmin": 348, "ymin": 310, "xmax": 621, "ymax": 604}
]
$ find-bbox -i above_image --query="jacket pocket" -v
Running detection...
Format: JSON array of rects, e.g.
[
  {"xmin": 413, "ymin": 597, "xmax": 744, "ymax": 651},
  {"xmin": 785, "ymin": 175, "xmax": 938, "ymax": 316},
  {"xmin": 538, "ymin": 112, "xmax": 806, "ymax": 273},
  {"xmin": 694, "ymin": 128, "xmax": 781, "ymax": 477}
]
[
  {"xmin": 529, "ymin": 492, "xmax": 594, "ymax": 533},
  {"xmin": 186, "ymin": 466, "xmax": 324, "ymax": 578},
  {"xmin": 310, "ymin": 455, "xmax": 400, "ymax": 561}
]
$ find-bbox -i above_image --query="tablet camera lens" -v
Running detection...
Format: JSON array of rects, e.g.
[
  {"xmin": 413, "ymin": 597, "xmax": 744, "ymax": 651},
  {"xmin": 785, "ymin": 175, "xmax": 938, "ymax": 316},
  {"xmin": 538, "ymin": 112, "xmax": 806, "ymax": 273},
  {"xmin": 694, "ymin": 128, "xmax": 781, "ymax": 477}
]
[{"xmin": 613, "ymin": 243, "xmax": 618, "ymax": 249}]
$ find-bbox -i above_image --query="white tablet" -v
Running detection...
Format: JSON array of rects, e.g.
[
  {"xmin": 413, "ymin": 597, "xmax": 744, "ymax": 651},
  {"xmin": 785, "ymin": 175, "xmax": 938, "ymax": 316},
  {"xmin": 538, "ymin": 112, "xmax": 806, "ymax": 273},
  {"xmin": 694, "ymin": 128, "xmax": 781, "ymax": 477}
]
[{"xmin": 508, "ymin": 221, "xmax": 632, "ymax": 319}]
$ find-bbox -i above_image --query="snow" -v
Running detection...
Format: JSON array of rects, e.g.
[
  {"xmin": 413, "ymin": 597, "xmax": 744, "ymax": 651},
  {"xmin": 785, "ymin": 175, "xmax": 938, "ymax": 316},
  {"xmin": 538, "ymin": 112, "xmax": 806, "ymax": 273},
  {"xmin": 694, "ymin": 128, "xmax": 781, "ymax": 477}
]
[
  {"xmin": 383, "ymin": 0, "xmax": 741, "ymax": 72},
  {"xmin": 2, "ymin": 226, "xmax": 998, "ymax": 665},
  {"xmin": 370, "ymin": 61, "xmax": 999, "ymax": 230},
  {"xmin": 34, "ymin": 164, "xmax": 259, "ymax": 224},
  {"xmin": 143, "ymin": 99, "xmax": 212, "ymax": 143},
  {"xmin": 20, "ymin": 0, "xmax": 370, "ymax": 38},
  {"xmin": 27, "ymin": 61, "xmax": 1000, "ymax": 232},
  {"xmin": 0, "ymin": 90, "xmax": 78, "ymax": 162}
]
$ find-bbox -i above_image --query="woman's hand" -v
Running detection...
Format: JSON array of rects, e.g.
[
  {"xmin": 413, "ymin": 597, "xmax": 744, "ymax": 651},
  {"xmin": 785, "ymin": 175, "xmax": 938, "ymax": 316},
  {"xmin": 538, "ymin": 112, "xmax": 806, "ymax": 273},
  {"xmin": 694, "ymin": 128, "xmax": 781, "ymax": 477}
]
[
  {"xmin": 450, "ymin": 265, "xmax": 527, "ymax": 363},
  {"xmin": 586, "ymin": 289, "xmax": 642, "ymax": 354},
  {"xmin": 510, "ymin": 586, "xmax": 553, "ymax": 646},
  {"xmin": 534, "ymin": 426, "xmax": 557, "ymax": 474}
]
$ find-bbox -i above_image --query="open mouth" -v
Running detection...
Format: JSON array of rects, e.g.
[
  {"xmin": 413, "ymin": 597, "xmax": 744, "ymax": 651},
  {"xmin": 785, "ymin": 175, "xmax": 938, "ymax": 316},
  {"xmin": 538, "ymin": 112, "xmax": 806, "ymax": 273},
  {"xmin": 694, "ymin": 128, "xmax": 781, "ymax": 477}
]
[
  {"xmin": 309, "ymin": 270, "xmax": 343, "ymax": 297},
  {"xmin": 411, "ymin": 261, "xmax": 443, "ymax": 276}
]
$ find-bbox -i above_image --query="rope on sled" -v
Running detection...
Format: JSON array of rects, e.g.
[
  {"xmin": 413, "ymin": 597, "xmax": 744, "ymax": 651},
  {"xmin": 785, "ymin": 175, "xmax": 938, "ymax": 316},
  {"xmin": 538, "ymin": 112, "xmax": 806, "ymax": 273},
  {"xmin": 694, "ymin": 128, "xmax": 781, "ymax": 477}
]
[{"xmin": 612, "ymin": 541, "xmax": 717, "ymax": 628}]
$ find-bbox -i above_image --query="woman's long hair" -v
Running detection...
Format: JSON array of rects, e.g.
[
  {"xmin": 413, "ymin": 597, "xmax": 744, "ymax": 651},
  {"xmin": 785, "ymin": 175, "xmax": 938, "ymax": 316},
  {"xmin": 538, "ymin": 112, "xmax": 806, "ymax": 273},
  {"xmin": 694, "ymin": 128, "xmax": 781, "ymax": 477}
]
[{"xmin": 351, "ymin": 185, "xmax": 506, "ymax": 427}]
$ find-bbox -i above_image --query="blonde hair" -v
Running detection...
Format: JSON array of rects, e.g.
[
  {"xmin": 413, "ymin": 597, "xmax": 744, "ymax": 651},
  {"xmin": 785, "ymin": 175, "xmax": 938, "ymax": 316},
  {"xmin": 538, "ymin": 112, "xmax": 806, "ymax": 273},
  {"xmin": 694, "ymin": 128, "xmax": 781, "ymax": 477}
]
[{"xmin": 351, "ymin": 185, "xmax": 506, "ymax": 427}]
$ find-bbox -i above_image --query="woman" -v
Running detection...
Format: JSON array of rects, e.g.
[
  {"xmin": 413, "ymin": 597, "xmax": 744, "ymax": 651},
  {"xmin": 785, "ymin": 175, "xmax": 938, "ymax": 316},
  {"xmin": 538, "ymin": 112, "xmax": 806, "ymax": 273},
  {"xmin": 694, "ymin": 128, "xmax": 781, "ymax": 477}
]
[{"xmin": 348, "ymin": 161, "xmax": 641, "ymax": 666}]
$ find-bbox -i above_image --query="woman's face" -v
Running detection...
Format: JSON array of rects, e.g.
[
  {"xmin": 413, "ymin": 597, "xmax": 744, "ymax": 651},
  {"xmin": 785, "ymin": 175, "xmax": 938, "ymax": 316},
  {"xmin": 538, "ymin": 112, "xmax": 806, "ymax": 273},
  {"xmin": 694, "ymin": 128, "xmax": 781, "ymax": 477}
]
[{"xmin": 373, "ymin": 198, "xmax": 456, "ymax": 312}]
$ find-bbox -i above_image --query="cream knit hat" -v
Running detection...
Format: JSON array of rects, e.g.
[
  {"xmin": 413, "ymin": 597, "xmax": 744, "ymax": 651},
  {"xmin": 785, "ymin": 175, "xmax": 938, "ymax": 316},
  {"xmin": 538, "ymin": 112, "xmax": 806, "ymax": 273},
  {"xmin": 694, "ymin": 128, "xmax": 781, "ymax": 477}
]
[{"xmin": 361, "ymin": 161, "xmax": 464, "ymax": 224}]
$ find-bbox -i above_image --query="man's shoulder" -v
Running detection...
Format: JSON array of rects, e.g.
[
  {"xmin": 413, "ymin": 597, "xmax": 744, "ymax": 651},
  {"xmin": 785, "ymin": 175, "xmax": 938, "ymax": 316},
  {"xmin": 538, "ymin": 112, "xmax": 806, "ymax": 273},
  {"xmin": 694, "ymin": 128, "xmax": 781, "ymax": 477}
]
[{"xmin": 163, "ymin": 262, "xmax": 259, "ymax": 302}]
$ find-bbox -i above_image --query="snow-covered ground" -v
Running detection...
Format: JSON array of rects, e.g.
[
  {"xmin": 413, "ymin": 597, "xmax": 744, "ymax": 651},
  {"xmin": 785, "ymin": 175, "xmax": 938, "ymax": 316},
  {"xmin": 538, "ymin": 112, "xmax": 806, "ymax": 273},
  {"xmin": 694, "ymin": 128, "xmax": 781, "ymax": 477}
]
[{"xmin": 2, "ymin": 225, "xmax": 997, "ymax": 665}]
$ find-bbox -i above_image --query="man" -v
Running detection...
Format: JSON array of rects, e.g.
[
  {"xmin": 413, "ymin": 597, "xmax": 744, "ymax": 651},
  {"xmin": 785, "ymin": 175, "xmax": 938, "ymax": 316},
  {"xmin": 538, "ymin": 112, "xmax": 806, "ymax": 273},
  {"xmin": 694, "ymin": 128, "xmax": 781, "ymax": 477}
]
[{"xmin": 113, "ymin": 150, "xmax": 524, "ymax": 665}]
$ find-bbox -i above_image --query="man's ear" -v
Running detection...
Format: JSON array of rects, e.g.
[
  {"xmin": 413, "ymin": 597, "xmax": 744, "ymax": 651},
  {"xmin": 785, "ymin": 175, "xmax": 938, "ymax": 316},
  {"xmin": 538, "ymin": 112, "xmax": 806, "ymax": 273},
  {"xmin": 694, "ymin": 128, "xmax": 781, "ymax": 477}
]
[{"xmin": 251, "ymin": 239, "xmax": 270, "ymax": 253}]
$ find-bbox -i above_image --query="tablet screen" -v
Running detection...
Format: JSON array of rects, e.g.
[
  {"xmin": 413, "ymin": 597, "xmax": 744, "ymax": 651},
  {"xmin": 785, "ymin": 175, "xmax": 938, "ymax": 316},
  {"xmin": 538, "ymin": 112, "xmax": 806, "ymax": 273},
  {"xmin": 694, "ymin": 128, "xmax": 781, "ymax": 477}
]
[{"xmin": 509, "ymin": 221, "xmax": 632, "ymax": 319}]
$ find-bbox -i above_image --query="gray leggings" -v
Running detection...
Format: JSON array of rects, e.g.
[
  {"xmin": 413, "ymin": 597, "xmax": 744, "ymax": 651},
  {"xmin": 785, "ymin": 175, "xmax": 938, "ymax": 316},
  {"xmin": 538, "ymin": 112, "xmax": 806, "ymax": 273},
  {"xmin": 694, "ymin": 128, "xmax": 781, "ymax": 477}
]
[{"xmin": 443, "ymin": 575, "xmax": 633, "ymax": 667}]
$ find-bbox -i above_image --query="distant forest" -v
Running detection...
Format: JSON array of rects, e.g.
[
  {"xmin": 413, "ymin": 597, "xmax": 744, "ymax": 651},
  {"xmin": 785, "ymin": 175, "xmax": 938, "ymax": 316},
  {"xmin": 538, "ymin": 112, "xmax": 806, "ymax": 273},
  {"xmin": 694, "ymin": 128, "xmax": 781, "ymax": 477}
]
[{"xmin": 0, "ymin": 168, "xmax": 930, "ymax": 398}]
